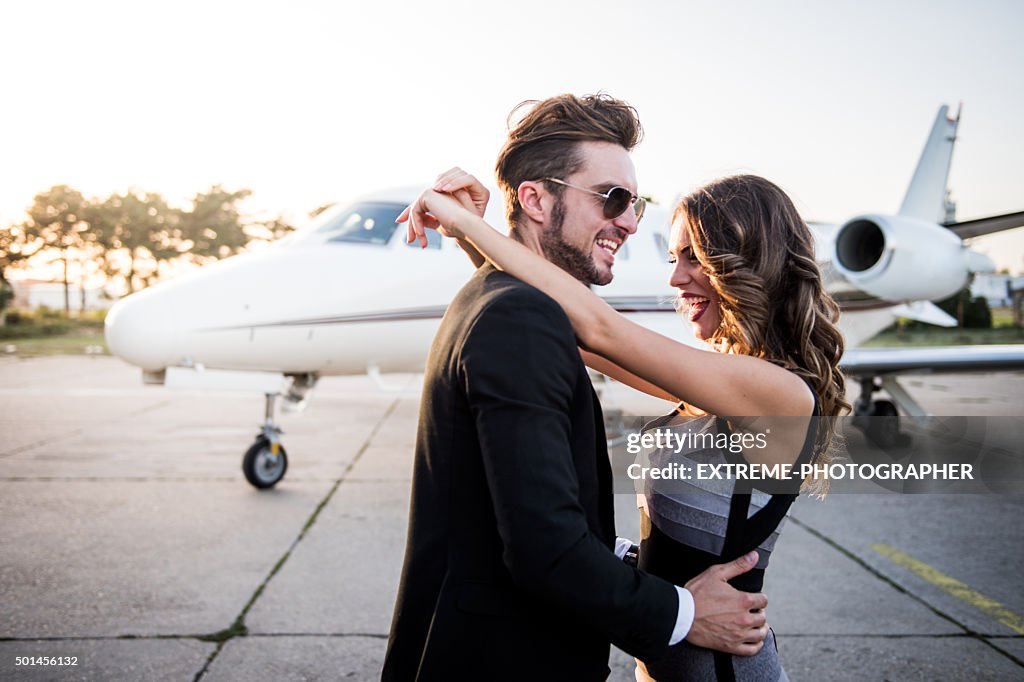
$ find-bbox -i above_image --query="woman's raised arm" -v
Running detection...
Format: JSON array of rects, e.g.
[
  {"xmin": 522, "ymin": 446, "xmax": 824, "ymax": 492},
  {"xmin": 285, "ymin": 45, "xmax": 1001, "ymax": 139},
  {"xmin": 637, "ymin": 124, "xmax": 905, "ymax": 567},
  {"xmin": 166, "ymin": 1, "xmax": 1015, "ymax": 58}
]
[{"xmin": 401, "ymin": 176, "xmax": 813, "ymax": 419}]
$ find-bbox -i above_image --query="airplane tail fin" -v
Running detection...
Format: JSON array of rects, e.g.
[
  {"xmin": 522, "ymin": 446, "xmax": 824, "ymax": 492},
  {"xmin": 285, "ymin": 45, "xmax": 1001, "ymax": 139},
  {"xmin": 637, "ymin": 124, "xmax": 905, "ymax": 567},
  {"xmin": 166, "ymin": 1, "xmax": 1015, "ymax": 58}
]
[{"xmin": 898, "ymin": 104, "xmax": 961, "ymax": 223}]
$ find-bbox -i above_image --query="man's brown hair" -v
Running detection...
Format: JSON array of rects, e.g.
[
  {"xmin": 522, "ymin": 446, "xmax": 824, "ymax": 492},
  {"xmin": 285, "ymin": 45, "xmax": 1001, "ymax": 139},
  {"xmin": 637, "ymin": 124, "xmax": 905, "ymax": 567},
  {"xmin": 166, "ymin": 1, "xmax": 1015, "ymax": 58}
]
[{"xmin": 495, "ymin": 93, "xmax": 643, "ymax": 227}]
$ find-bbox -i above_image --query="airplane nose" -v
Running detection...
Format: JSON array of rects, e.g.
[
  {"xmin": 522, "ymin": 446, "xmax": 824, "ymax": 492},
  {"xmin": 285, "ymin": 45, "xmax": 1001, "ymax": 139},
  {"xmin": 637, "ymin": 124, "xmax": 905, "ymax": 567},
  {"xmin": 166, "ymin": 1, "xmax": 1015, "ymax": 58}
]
[{"xmin": 104, "ymin": 291, "xmax": 172, "ymax": 371}]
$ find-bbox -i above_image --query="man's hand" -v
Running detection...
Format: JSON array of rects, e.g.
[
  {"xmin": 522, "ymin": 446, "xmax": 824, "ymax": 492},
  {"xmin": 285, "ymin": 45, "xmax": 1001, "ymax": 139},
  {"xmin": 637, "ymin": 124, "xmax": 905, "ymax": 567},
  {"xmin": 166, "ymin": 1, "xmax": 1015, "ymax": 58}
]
[{"xmin": 684, "ymin": 551, "xmax": 769, "ymax": 656}]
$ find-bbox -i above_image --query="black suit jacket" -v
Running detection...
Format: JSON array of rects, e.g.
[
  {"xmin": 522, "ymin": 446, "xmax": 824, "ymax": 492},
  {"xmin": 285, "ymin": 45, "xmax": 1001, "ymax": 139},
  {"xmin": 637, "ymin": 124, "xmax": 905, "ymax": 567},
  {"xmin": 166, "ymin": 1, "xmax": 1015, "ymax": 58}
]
[{"xmin": 382, "ymin": 266, "xmax": 678, "ymax": 681}]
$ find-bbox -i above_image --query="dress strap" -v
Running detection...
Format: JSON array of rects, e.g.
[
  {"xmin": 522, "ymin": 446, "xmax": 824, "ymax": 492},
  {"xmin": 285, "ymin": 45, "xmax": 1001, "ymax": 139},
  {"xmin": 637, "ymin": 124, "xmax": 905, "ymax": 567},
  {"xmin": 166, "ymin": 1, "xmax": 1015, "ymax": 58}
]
[{"xmin": 718, "ymin": 373, "xmax": 821, "ymax": 562}]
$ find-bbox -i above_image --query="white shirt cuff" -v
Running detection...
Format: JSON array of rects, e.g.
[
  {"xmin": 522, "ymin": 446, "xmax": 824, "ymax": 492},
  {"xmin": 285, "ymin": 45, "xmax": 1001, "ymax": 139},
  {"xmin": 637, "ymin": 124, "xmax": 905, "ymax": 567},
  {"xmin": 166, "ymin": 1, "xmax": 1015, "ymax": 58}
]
[
  {"xmin": 669, "ymin": 586, "xmax": 695, "ymax": 645},
  {"xmin": 614, "ymin": 537, "xmax": 634, "ymax": 560}
]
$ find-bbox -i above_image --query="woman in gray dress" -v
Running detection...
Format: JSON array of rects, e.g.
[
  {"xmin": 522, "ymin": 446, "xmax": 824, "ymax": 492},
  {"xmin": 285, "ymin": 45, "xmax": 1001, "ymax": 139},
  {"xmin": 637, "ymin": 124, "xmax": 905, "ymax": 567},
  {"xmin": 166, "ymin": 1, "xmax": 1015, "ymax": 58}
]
[{"xmin": 627, "ymin": 175, "xmax": 846, "ymax": 681}]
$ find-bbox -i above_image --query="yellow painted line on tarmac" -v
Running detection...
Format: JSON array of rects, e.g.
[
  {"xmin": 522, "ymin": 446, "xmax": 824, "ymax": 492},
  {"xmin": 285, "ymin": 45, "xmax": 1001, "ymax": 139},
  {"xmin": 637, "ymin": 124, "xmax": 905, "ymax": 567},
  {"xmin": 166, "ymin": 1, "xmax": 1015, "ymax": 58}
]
[{"xmin": 871, "ymin": 543, "xmax": 1024, "ymax": 635}]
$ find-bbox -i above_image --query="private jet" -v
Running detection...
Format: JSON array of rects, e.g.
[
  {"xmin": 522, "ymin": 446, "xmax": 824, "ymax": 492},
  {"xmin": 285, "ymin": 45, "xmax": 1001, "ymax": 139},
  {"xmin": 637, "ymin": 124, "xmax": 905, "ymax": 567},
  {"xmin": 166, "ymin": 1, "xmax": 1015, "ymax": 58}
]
[{"xmin": 105, "ymin": 104, "xmax": 1024, "ymax": 488}]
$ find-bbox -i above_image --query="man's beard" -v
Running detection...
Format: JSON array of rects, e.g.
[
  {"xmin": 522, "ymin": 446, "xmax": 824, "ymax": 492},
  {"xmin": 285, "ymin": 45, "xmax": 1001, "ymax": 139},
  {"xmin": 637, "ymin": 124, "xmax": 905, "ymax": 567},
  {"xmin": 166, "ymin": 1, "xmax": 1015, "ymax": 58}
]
[{"xmin": 539, "ymin": 195, "xmax": 610, "ymax": 286}]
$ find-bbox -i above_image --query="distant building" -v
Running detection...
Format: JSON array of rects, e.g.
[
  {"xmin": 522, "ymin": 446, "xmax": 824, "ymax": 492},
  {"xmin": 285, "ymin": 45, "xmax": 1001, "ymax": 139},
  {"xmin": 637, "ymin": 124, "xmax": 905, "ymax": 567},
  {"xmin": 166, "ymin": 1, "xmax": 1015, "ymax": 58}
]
[
  {"xmin": 9, "ymin": 280, "xmax": 110, "ymax": 312},
  {"xmin": 970, "ymin": 273, "xmax": 1013, "ymax": 308}
]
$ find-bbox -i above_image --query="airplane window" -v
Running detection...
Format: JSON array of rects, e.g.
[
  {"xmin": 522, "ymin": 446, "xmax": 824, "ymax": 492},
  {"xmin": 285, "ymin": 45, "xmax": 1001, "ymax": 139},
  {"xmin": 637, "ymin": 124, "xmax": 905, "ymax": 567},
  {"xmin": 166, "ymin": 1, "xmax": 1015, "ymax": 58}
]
[
  {"xmin": 320, "ymin": 202, "xmax": 405, "ymax": 245},
  {"xmin": 652, "ymin": 231, "xmax": 668, "ymax": 256}
]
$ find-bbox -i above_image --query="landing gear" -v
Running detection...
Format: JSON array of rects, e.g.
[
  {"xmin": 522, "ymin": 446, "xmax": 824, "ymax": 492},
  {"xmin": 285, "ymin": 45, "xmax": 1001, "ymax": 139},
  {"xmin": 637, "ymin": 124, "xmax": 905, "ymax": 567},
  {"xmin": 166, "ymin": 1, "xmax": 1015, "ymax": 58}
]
[
  {"xmin": 242, "ymin": 392, "xmax": 288, "ymax": 489},
  {"xmin": 238, "ymin": 375, "xmax": 318, "ymax": 489},
  {"xmin": 864, "ymin": 399, "xmax": 911, "ymax": 449},
  {"xmin": 852, "ymin": 377, "xmax": 912, "ymax": 450}
]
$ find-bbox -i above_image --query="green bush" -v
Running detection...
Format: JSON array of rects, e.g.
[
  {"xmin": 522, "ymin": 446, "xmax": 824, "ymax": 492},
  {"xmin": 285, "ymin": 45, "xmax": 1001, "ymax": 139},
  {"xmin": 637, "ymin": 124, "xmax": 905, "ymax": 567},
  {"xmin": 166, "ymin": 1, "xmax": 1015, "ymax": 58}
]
[
  {"xmin": 0, "ymin": 281, "xmax": 12, "ymax": 312},
  {"xmin": 36, "ymin": 306, "xmax": 66, "ymax": 320},
  {"xmin": 0, "ymin": 309, "xmax": 94, "ymax": 339},
  {"xmin": 935, "ymin": 288, "xmax": 992, "ymax": 328}
]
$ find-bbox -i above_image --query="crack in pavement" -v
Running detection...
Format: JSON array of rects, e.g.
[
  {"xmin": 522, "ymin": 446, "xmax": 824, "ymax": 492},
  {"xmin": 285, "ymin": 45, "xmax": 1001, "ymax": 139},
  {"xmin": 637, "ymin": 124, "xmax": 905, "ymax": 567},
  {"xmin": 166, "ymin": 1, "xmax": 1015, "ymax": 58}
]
[
  {"xmin": 0, "ymin": 399, "xmax": 173, "ymax": 459},
  {"xmin": 0, "ymin": 633, "xmax": 390, "ymax": 643},
  {"xmin": 190, "ymin": 397, "xmax": 401, "ymax": 682}
]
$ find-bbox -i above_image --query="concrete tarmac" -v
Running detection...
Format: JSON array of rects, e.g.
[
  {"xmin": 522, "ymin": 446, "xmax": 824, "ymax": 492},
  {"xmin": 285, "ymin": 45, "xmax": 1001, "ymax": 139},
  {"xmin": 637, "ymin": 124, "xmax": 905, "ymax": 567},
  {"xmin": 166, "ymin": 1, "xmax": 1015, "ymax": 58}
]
[{"xmin": 1, "ymin": 356, "xmax": 1022, "ymax": 680}]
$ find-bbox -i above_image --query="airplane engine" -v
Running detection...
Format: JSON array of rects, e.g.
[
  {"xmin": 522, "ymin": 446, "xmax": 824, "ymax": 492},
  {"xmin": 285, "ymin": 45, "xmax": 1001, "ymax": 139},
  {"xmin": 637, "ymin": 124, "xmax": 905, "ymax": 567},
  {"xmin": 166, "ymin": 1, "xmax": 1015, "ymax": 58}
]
[{"xmin": 832, "ymin": 214, "xmax": 970, "ymax": 302}]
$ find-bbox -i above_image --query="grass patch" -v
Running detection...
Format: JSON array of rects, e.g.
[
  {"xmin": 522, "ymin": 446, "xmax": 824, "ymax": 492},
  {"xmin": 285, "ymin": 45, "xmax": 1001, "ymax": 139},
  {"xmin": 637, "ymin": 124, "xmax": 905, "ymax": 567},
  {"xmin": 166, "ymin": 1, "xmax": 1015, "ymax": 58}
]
[
  {"xmin": 197, "ymin": 621, "xmax": 249, "ymax": 644},
  {"xmin": 991, "ymin": 307, "xmax": 1016, "ymax": 328},
  {"xmin": 1, "ymin": 332, "xmax": 108, "ymax": 356}
]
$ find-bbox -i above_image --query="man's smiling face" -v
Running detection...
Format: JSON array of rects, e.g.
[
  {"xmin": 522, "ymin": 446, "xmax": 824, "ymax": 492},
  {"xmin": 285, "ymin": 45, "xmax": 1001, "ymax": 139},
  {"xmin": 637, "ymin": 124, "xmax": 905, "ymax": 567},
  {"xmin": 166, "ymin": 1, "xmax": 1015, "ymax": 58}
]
[{"xmin": 538, "ymin": 141, "xmax": 640, "ymax": 286}]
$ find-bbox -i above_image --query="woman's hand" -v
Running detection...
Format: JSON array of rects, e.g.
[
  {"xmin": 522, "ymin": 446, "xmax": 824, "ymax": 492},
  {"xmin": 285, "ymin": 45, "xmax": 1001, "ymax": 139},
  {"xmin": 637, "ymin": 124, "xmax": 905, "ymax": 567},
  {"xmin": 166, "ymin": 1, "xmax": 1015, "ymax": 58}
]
[
  {"xmin": 434, "ymin": 167, "xmax": 489, "ymax": 217},
  {"xmin": 399, "ymin": 167, "xmax": 490, "ymax": 248},
  {"xmin": 400, "ymin": 189, "xmax": 470, "ymax": 246}
]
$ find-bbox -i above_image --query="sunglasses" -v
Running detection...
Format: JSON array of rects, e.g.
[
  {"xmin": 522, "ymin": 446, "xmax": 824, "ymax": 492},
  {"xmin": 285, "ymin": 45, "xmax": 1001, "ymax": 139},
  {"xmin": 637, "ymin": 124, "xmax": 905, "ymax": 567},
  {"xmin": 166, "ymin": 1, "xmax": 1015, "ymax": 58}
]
[{"xmin": 541, "ymin": 177, "xmax": 646, "ymax": 222}]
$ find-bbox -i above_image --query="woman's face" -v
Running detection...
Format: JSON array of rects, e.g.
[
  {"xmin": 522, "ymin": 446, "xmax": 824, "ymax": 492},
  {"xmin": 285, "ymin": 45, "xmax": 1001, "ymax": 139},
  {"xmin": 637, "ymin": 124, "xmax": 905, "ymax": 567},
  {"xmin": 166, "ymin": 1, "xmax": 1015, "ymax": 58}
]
[{"xmin": 669, "ymin": 216, "xmax": 722, "ymax": 342}]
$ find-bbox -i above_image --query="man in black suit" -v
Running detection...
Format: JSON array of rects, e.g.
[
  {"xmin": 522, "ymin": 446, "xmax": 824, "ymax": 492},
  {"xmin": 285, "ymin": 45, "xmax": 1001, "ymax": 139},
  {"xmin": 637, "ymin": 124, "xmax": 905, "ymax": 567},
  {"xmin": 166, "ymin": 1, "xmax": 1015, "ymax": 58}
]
[{"xmin": 383, "ymin": 94, "xmax": 767, "ymax": 681}]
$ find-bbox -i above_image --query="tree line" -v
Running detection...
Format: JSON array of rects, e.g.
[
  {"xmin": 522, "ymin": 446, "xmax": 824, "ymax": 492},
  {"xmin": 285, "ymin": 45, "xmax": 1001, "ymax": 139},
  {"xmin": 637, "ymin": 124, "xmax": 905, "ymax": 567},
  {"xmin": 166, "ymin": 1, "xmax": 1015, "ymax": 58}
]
[{"xmin": 0, "ymin": 184, "xmax": 302, "ymax": 315}]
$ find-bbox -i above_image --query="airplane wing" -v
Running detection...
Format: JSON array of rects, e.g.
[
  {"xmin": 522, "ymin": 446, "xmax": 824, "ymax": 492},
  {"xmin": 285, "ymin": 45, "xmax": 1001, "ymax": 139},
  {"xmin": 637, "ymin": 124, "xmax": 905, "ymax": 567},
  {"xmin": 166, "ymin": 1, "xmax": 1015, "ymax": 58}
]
[
  {"xmin": 840, "ymin": 344, "xmax": 1024, "ymax": 431},
  {"xmin": 943, "ymin": 210, "xmax": 1024, "ymax": 239},
  {"xmin": 841, "ymin": 344, "xmax": 1024, "ymax": 375}
]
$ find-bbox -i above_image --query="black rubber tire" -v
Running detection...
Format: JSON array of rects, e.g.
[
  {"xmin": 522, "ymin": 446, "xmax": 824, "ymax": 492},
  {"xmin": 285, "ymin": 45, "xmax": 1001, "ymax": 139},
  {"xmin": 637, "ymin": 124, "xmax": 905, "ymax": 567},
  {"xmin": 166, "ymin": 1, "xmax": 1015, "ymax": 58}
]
[
  {"xmin": 865, "ymin": 400, "xmax": 907, "ymax": 450},
  {"xmin": 242, "ymin": 436, "xmax": 288, "ymax": 489}
]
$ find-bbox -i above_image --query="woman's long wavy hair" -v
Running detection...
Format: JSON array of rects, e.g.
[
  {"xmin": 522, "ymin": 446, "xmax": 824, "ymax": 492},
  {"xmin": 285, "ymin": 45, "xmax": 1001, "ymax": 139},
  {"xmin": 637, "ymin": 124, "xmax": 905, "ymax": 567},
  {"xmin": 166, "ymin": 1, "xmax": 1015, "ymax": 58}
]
[{"xmin": 674, "ymin": 175, "xmax": 850, "ymax": 493}]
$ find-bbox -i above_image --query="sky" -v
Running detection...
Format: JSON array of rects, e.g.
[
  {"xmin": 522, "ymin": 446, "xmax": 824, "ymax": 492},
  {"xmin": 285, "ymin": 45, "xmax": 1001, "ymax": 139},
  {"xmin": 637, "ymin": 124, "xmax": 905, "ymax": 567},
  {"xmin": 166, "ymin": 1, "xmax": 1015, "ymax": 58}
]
[{"xmin": 1, "ymin": 0, "xmax": 1022, "ymax": 272}]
